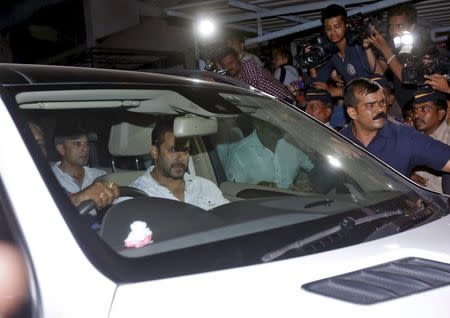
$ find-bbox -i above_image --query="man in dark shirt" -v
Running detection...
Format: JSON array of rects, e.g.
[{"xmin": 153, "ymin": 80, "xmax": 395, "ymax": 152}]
[
  {"xmin": 304, "ymin": 89, "xmax": 334, "ymax": 127},
  {"xmin": 312, "ymin": 4, "xmax": 379, "ymax": 96},
  {"xmin": 340, "ymin": 78, "xmax": 450, "ymax": 177},
  {"xmin": 218, "ymin": 47, "xmax": 293, "ymax": 102},
  {"xmin": 367, "ymin": 4, "xmax": 425, "ymax": 110}
]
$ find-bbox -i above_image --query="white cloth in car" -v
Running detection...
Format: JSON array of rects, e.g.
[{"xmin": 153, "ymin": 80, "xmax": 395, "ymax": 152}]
[
  {"xmin": 51, "ymin": 161, "xmax": 106, "ymax": 193},
  {"xmin": 130, "ymin": 166, "xmax": 229, "ymax": 210}
]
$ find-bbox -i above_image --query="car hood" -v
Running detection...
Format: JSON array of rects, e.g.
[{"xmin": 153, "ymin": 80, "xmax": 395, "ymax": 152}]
[{"xmin": 111, "ymin": 214, "xmax": 450, "ymax": 317}]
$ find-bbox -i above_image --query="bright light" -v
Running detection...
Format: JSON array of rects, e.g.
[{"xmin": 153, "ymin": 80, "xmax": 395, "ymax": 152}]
[
  {"xmin": 393, "ymin": 36, "xmax": 402, "ymax": 49},
  {"xmin": 327, "ymin": 155, "xmax": 342, "ymax": 168},
  {"xmin": 401, "ymin": 32, "xmax": 413, "ymax": 46},
  {"xmin": 393, "ymin": 31, "xmax": 414, "ymax": 49},
  {"xmin": 197, "ymin": 18, "xmax": 216, "ymax": 39}
]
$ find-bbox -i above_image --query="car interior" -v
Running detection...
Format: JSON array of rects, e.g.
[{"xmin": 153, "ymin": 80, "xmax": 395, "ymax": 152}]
[{"xmin": 14, "ymin": 85, "xmax": 435, "ymax": 259}]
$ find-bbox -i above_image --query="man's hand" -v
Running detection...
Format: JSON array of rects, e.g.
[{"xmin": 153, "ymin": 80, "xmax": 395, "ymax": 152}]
[
  {"xmin": 366, "ymin": 29, "xmax": 390, "ymax": 51},
  {"xmin": 70, "ymin": 181, "xmax": 120, "ymax": 209},
  {"xmin": 424, "ymin": 74, "xmax": 450, "ymax": 94},
  {"xmin": 330, "ymin": 70, "xmax": 344, "ymax": 88},
  {"xmin": 312, "ymin": 81, "xmax": 343, "ymax": 97},
  {"xmin": 410, "ymin": 173, "xmax": 428, "ymax": 187}
]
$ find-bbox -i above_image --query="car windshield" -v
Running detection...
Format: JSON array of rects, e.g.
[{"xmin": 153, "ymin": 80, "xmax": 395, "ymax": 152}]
[{"xmin": 12, "ymin": 81, "xmax": 448, "ymax": 273}]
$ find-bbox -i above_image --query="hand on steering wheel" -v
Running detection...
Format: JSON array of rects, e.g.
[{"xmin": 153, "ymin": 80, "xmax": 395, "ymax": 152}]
[{"xmin": 77, "ymin": 183, "xmax": 148, "ymax": 216}]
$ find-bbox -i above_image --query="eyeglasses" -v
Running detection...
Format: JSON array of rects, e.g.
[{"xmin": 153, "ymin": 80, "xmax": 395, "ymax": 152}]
[{"xmin": 412, "ymin": 105, "xmax": 433, "ymax": 114}]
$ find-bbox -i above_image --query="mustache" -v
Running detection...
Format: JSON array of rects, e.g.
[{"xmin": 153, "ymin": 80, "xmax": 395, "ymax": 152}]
[
  {"xmin": 372, "ymin": 112, "xmax": 386, "ymax": 120},
  {"xmin": 171, "ymin": 163, "xmax": 186, "ymax": 169},
  {"xmin": 414, "ymin": 118, "xmax": 425, "ymax": 125}
]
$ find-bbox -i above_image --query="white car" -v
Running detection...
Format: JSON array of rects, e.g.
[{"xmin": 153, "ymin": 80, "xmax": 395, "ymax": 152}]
[{"xmin": 1, "ymin": 63, "xmax": 450, "ymax": 318}]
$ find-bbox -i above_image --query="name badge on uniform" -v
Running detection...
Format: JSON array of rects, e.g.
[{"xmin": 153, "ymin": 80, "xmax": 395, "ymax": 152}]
[{"xmin": 346, "ymin": 63, "xmax": 356, "ymax": 76}]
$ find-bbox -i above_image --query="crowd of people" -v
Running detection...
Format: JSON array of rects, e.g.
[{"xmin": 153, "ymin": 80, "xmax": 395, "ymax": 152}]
[
  {"xmin": 5, "ymin": 3, "xmax": 448, "ymax": 317},
  {"xmin": 206, "ymin": 3, "xmax": 450, "ymax": 194},
  {"xmin": 25, "ymin": 4, "xmax": 450, "ymax": 216}
]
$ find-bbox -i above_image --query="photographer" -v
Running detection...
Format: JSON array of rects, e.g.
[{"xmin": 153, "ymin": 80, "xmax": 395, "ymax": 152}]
[
  {"xmin": 312, "ymin": 4, "xmax": 380, "ymax": 97},
  {"xmin": 366, "ymin": 4, "xmax": 417, "ymax": 82},
  {"xmin": 366, "ymin": 4, "xmax": 442, "ymax": 110}
]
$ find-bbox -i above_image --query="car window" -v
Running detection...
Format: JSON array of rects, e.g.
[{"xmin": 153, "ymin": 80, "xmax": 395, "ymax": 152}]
[{"xmin": 10, "ymin": 83, "xmax": 449, "ymax": 282}]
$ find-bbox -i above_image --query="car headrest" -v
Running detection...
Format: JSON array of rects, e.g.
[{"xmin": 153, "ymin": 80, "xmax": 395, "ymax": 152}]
[{"xmin": 108, "ymin": 122, "xmax": 153, "ymax": 156}]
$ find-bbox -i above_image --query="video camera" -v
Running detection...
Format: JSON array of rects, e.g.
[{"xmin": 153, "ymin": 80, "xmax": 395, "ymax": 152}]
[
  {"xmin": 346, "ymin": 13, "xmax": 383, "ymax": 46},
  {"xmin": 200, "ymin": 47, "xmax": 228, "ymax": 74},
  {"xmin": 402, "ymin": 52, "xmax": 450, "ymax": 85},
  {"xmin": 295, "ymin": 35, "xmax": 338, "ymax": 71},
  {"xmin": 396, "ymin": 32, "xmax": 450, "ymax": 85}
]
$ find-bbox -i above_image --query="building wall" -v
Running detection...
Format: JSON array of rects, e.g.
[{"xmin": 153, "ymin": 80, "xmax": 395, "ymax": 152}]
[{"xmin": 82, "ymin": 0, "xmax": 196, "ymax": 68}]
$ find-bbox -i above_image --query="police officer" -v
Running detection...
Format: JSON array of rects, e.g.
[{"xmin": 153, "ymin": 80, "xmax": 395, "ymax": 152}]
[{"xmin": 341, "ymin": 78, "xmax": 450, "ymax": 178}]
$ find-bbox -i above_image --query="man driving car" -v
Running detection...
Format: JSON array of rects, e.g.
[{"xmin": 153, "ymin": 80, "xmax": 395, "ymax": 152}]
[{"xmin": 29, "ymin": 122, "xmax": 118, "ymax": 209}]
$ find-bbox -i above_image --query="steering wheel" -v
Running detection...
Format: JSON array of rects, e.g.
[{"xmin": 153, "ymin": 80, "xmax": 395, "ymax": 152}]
[{"xmin": 78, "ymin": 186, "xmax": 148, "ymax": 216}]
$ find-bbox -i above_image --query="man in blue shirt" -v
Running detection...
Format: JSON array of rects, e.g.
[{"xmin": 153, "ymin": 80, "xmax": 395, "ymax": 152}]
[
  {"xmin": 340, "ymin": 78, "xmax": 450, "ymax": 177},
  {"xmin": 312, "ymin": 4, "xmax": 380, "ymax": 97}
]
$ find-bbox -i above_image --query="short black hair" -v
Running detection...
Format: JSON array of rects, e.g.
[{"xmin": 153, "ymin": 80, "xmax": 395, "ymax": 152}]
[
  {"xmin": 344, "ymin": 78, "xmax": 381, "ymax": 109},
  {"xmin": 54, "ymin": 126, "xmax": 88, "ymax": 146},
  {"xmin": 387, "ymin": 4, "xmax": 417, "ymax": 25},
  {"xmin": 152, "ymin": 117, "xmax": 175, "ymax": 148},
  {"xmin": 217, "ymin": 47, "xmax": 239, "ymax": 62},
  {"xmin": 321, "ymin": 4, "xmax": 347, "ymax": 25}
]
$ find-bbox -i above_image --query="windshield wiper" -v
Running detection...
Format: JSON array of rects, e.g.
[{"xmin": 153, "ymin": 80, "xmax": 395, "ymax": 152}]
[{"xmin": 261, "ymin": 209, "xmax": 404, "ymax": 263}]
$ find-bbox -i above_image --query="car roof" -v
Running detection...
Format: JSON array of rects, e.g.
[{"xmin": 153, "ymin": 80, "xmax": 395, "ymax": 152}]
[
  {"xmin": 0, "ymin": 63, "xmax": 239, "ymax": 89},
  {"xmin": 145, "ymin": 69, "xmax": 251, "ymax": 89}
]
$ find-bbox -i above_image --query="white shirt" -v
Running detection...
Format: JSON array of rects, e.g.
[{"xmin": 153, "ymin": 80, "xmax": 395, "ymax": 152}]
[
  {"xmin": 274, "ymin": 65, "xmax": 299, "ymax": 87},
  {"xmin": 130, "ymin": 167, "xmax": 229, "ymax": 210},
  {"xmin": 51, "ymin": 161, "xmax": 106, "ymax": 193}
]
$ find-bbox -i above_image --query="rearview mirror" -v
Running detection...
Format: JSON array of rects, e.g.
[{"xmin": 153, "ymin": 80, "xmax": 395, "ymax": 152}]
[{"xmin": 174, "ymin": 115, "xmax": 217, "ymax": 138}]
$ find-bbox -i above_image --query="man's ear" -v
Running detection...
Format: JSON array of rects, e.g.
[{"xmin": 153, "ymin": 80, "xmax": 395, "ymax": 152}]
[
  {"xmin": 388, "ymin": 94, "xmax": 395, "ymax": 107},
  {"xmin": 239, "ymin": 42, "xmax": 245, "ymax": 52},
  {"xmin": 438, "ymin": 108, "xmax": 446, "ymax": 122},
  {"xmin": 346, "ymin": 106, "xmax": 357, "ymax": 120},
  {"xmin": 326, "ymin": 107, "xmax": 333, "ymax": 116},
  {"xmin": 150, "ymin": 145, "xmax": 158, "ymax": 160},
  {"xmin": 55, "ymin": 144, "xmax": 65, "ymax": 156}
]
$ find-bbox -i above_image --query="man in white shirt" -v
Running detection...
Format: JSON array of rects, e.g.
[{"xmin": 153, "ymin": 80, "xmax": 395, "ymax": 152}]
[
  {"xmin": 29, "ymin": 122, "xmax": 118, "ymax": 209},
  {"xmin": 272, "ymin": 47, "xmax": 300, "ymax": 88},
  {"xmin": 52, "ymin": 127, "xmax": 106, "ymax": 193},
  {"xmin": 131, "ymin": 118, "xmax": 229, "ymax": 210}
]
